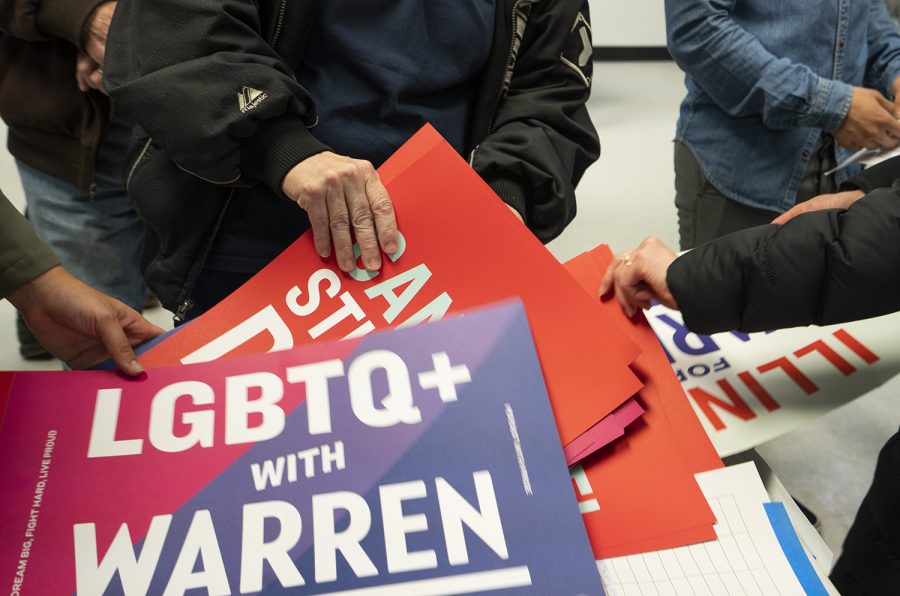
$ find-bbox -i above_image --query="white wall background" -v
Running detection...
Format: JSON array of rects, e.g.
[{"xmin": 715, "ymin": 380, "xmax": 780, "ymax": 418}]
[{"xmin": 590, "ymin": 0, "xmax": 667, "ymax": 47}]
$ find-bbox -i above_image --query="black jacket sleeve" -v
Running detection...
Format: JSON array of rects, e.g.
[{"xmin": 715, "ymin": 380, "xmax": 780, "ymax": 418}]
[
  {"xmin": 843, "ymin": 155, "xmax": 900, "ymax": 193},
  {"xmin": 667, "ymin": 187, "xmax": 900, "ymax": 334},
  {"xmin": 470, "ymin": 0, "xmax": 599, "ymax": 243},
  {"xmin": 104, "ymin": 0, "xmax": 327, "ymax": 190},
  {"xmin": 0, "ymin": 0, "xmax": 105, "ymax": 46}
]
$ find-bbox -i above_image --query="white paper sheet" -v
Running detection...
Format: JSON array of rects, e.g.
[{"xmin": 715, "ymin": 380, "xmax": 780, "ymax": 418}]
[
  {"xmin": 597, "ymin": 463, "xmax": 833, "ymax": 596},
  {"xmin": 724, "ymin": 449, "xmax": 834, "ymax": 576}
]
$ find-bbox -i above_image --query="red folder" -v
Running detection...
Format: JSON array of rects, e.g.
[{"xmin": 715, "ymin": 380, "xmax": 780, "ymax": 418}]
[
  {"xmin": 142, "ymin": 125, "xmax": 642, "ymax": 445},
  {"xmin": 563, "ymin": 398, "xmax": 645, "ymax": 466}
]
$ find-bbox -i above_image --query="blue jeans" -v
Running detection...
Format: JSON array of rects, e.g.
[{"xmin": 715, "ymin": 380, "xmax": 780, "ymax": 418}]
[{"xmin": 17, "ymin": 108, "xmax": 147, "ymax": 311}]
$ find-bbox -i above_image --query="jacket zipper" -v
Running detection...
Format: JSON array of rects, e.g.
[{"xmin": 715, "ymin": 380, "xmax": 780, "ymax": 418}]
[
  {"xmin": 173, "ymin": 189, "xmax": 236, "ymax": 324},
  {"xmin": 271, "ymin": 0, "xmax": 288, "ymax": 46},
  {"xmin": 173, "ymin": 298, "xmax": 194, "ymax": 324},
  {"xmin": 174, "ymin": 0, "xmax": 286, "ymax": 323},
  {"xmin": 126, "ymin": 138, "xmax": 153, "ymax": 191},
  {"xmin": 472, "ymin": 0, "xmax": 523, "ymax": 166},
  {"xmin": 487, "ymin": 0, "xmax": 523, "ymax": 134},
  {"xmin": 175, "ymin": 0, "xmax": 291, "ymax": 322}
]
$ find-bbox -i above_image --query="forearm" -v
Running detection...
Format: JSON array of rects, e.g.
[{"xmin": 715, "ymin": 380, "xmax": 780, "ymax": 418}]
[
  {"xmin": 665, "ymin": 0, "xmax": 851, "ymax": 130},
  {"xmin": 36, "ymin": 0, "xmax": 106, "ymax": 48},
  {"xmin": 669, "ymin": 189, "xmax": 900, "ymax": 333},
  {"xmin": 472, "ymin": 0, "xmax": 599, "ymax": 242},
  {"xmin": 240, "ymin": 116, "xmax": 330, "ymax": 198},
  {"xmin": 843, "ymin": 155, "xmax": 900, "ymax": 192},
  {"xmin": 6, "ymin": 265, "xmax": 62, "ymax": 312},
  {"xmin": 0, "ymin": 195, "xmax": 59, "ymax": 300},
  {"xmin": 864, "ymin": 0, "xmax": 900, "ymax": 96},
  {"xmin": 105, "ymin": 0, "xmax": 318, "ymax": 185}
]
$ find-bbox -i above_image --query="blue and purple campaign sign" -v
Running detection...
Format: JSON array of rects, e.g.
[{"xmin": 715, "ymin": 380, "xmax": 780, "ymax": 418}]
[{"xmin": 1, "ymin": 301, "xmax": 602, "ymax": 595}]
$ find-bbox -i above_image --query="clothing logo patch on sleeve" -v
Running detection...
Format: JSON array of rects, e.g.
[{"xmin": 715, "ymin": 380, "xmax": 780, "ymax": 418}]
[
  {"xmin": 561, "ymin": 12, "xmax": 592, "ymax": 87},
  {"xmin": 238, "ymin": 86, "xmax": 268, "ymax": 113}
]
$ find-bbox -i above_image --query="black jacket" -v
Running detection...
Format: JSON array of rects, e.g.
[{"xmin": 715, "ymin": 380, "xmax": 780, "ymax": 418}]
[
  {"xmin": 104, "ymin": 0, "xmax": 599, "ymax": 316},
  {"xmin": 667, "ymin": 156, "xmax": 900, "ymax": 334}
]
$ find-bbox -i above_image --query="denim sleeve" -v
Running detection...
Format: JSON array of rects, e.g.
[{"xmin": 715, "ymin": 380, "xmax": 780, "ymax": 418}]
[
  {"xmin": 665, "ymin": 0, "xmax": 852, "ymax": 131},
  {"xmin": 864, "ymin": 0, "xmax": 900, "ymax": 98}
]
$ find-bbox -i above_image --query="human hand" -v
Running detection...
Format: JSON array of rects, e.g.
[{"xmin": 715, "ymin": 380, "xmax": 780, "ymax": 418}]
[
  {"xmin": 598, "ymin": 237, "xmax": 678, "ymax": 317},
  {"xmin": 75, "ymin": 52, "xmax": 105, "ymax": 94},
  {"xmin": 892, "ymin": 76, "xmax": 900, "ymax": 105},
  {"xmin": 282, "ymin": 152, "xmax": 399, "ymax": 272},
  {"xmin": 83, "ymin": 1, "xmax": 116, "ymax": 65},
  {"xmin": 833, "ymin": 87, "xmax": 900, "ymax": 151},
  {"xmin": 8, "ymin": 267, "xmax": 164, "ymax": 375},
  {"xmin": 771, "ymin": 189, "xmax": 865, "ymax": 225}
]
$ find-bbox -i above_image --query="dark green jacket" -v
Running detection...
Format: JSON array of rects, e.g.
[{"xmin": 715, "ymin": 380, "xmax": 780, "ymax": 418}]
[{"xmin": 0, "ymin": 193, "xmax": 58, "ymax": 299}]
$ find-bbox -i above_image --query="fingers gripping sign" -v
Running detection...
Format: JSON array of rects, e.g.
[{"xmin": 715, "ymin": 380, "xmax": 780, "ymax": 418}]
[
  {"xmin": 282, "ymin": 152, "xmax": 400, "ymax": 273},
  {"xmin": 599, "ymin": 237, "xmax": 679, "ymax": 317}
]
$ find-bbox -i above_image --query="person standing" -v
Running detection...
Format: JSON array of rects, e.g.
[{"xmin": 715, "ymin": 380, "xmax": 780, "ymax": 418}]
[
  {"xmin": 103, "ymin": 0, "xmax": 600, "ymax": 321},
  {"xmin": 666, "ymin": 0, "xmax": 900, "ymax": 249},
  {"xmin": 0, "ymin": 0, "xmax": 148, "ymax": 357},
  {"xmin": 601, "ymin": 155, "xmax": 900, "ymax": 593},
  {"xmin": 1, "ymin": 191, "xmax": 162, "ymax": 374}
]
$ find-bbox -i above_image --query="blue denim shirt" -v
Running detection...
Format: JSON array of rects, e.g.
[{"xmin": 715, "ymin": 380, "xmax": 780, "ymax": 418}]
[{"xmin": 667, "ymin": 0, "xmax": 900, "ymax": 211}]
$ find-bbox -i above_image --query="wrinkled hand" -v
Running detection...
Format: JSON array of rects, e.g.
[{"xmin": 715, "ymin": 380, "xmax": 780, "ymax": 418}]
[
  {"xmin": 771, "ymin": 189, "xmax": 865, "ymax": 225},
  {"xmin": 8, "ymin": 267, "xmax": 164, "ymax": 375},
  {"xmin": 75, "ymin": 53, "xmax": 105, "ymax": 94},
  {"xmin": 83, "ymin": 1, "xmax": 116, "ymax": 65},
  {"xmin": 598, "ymin": 237, "xmax": 678, "ymax": 317},
  {"xmin": 282, "ymin": 152, "xmax": 399, "ymax": 272},
  {"xmin": 833, "ymin": 87, "xmax": 900, "ymax": 151}
]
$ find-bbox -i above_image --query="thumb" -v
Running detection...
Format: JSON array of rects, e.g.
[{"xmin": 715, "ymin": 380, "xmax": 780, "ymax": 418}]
[
  {"xmin": 598, "ymin": 262, "xmax": 616, "ymax": 297},
  {"xmin": 123, "ymin": 312, "xmax": 166, "ymax": 344},
  {"xmin": 99, "ymin": 315, "xmax": 145, "ymax": 376}
]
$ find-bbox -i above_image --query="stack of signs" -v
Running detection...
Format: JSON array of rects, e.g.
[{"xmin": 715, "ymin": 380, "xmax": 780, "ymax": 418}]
[
  {"xmin": 566, "ymin": 247, "xmax": 839, "ymax": 593},
  {"xmin": 597, "ymin": 462, "xmax": 836, "ymax": 595},
  {"xmin": 0, "ymin": 302, "xmax": 604, "ymax": 594},
  {"xmin": 563, "ymin": 246, "xmax": 722, "ymax": 558},
  {"xmin": 140, "ymin": 125, "xmax": 644, "ymax": 458}
]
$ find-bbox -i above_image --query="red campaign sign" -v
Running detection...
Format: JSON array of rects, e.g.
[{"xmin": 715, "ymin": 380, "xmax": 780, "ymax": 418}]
[
  {"xmin": 142, "ymin": 125, "xmax": 642, "ymax": 446},
  {"xmin": 564, "ymin": 247, "xmax": 722, "ymax": 558}
]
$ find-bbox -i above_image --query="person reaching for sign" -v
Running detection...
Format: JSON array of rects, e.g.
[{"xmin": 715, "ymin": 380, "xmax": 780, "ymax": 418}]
[
  {"xmin": 601, "ymin": 156, "xmax": 900, "ymax": 593},
  {"xmin": 1, "ymin": 193, "xmax": 162, "ymax": 375}
]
